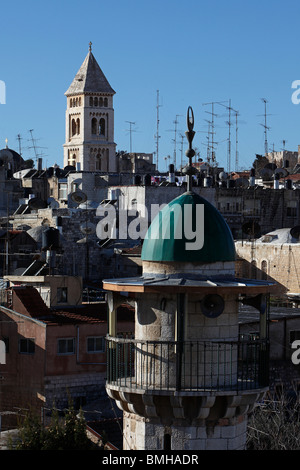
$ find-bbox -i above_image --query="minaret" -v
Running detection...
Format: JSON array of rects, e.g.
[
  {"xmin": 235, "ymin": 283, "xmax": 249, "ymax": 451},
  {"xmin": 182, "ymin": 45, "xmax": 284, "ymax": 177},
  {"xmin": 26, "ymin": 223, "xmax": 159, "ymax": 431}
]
[
  {"xmin": 63, "ymin": 42, "xmax": 116, "ymax": 172},
  {"xmin": 103, "ymin": 108, "xmax": 276, "ymax": 451}
]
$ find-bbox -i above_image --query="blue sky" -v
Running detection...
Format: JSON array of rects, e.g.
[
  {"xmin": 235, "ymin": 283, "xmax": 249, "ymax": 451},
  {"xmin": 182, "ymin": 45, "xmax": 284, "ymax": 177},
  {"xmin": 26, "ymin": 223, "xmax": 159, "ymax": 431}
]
[{"xmin": 1, "ymin": 0, "xmax": 300, "ymax": 172}]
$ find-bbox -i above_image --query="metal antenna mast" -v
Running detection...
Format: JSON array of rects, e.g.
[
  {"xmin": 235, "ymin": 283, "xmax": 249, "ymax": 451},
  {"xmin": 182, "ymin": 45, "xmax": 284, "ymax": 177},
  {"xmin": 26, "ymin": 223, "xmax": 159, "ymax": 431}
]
[
  {"xmin": 155, "ymin": 90, "xmax": 162, "ymax": 171},
  {"xmin": 261, "ymin": 98, "xmax": 270, "ymax": 156},
  {"xmin": 234, "ymin": 110, "xmax": 239, "ymax": 172},
  {"xmin": 17, "ymin": 134, "xmax": 22, "ymax": 157},
  {"xmin": 218, "ymin": 100, "xmax": 238, "ymax": 173},
  {"xmin": 202, "ymin": 102, "xmax": 218, "ymax": 165},
  {"xmin": 125, "ymin": 121, "xmax": 136, "ymax": 153},
  {"xmin": 173, "ymin": 114, "xmax": 182, "ymax": 170}
]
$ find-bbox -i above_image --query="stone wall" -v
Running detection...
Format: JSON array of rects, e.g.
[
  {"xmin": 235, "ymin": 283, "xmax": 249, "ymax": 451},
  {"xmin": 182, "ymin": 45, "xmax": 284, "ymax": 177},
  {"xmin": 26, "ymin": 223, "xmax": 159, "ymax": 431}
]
[{"xmin": 123, "ymin": 412, "xmax": 248, "ymax": 450}]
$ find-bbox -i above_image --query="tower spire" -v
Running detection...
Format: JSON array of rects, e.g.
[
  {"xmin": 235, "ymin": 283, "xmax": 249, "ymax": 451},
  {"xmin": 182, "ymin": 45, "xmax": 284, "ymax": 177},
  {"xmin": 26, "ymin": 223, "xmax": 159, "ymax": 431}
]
[{"xmin": 89, "ymin": 41, "xmax": 92, "ymax": 52}]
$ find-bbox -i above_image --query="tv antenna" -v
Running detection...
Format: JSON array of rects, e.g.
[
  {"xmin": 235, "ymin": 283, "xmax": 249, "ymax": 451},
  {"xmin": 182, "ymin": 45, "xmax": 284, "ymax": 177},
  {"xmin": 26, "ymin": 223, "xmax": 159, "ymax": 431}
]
[
  {"xmin": 173, "ymin": 114, "xmax": 182, "ymax": 170},
  {"xmin": 154, "ymin": 90, "xmax": 162, "ymax": 171},
  {"xmin": 258, "ymin": 98, "xmax": 271, "ymax": 156},
  {"xmin": 16, "ymin": 134, "xmax": 23, "ymax": 157},
  {"xmin": 217, "ymin": 100, "xmax": 238, "ymax": 173},
  {"xmin": 28, "ymin": 129, "xmax": 47, "ymax": 166},
  {"xmin": 125, "ymin": 121, "xmax": 136, "ymax": 153}
]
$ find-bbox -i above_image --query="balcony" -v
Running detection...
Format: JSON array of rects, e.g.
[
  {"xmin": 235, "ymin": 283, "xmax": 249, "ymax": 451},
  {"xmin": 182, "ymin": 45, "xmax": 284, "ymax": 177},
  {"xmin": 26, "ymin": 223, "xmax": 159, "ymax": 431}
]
[{"xmin": 106, "ymin": 337, "xmax": 269, "ymax": 395}]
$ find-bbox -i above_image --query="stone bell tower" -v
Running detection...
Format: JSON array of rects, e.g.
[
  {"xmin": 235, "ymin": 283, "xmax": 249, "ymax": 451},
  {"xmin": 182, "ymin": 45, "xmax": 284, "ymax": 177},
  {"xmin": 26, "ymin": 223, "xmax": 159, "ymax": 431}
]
[
  {"xmin": 63, "ymin": 42, "xmax": 116, "ymax": 172},
  {"xmin": 103, "ymin": 108, "xmax": 276, "ymax": 451}
]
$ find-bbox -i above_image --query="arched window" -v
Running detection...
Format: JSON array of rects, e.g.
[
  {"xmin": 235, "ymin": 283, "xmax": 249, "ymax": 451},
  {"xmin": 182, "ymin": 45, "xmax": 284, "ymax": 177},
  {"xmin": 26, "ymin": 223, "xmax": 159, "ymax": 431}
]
[
  {"xmin": 79, "ymin": 97, "xmax": 81, "ymax": 106},
  {"xmin": 261, "ymin": 260, "xmax": 268, "ymax": 280},
  {"xmin": 94, "ymin": 97, "xmax": 98, "ymax": 106},
  {"xmin": 99, "ymin": 118, "xmax": 105, "ymax": 136},
  {"xmin": 71, "ymin": 119, "xmax": 76, "ymax": 137},
  {"xmin": 70, "ymin": 99, "xmax": 73, "ymax": 108},
  {"xmin": 95, "ymin": 153, "xmax": 101, "ymax": 170},
  {"xmin": 104, "ymin": 97, "xmax": 108, "ymax": 107},
  {"xmin": 89, "ymin": 97, "xmax": 93, "ymax": 106},
  {"xmin": 99, "ymin": 97, "xmax": 103, "ymax": 107},
  {"xmin": 91, "ymin": 118, "xmax": 97, "ymax": 134},
  {"xmin": 250, "ymin": 260, "xmax": 257, "ymax": 279},
  {"xmin": 76, "ymin": 118, "xmax": 80, "ymax": 135},
  {"xmin": 76, "ymin": 98, "xmax": 78, "ymax": 107}
]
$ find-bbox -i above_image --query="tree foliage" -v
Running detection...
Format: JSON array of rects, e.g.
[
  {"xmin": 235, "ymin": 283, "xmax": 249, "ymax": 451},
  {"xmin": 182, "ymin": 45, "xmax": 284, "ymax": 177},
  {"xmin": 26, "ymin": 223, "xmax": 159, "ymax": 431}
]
[
  {"xmin": 247, "ymin": 390, "xmax": 300, "ymax": 450},
  {"xmin": 12, "ymin": 402, "xmax": 95, "ymax": 450}
]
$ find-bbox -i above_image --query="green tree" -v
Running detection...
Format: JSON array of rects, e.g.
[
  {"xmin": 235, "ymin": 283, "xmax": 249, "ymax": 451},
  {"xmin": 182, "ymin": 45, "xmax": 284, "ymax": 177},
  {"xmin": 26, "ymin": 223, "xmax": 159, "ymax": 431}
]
[{"xmin": 12, "ymin": 404, "xmax": 95, "ymax": 450}]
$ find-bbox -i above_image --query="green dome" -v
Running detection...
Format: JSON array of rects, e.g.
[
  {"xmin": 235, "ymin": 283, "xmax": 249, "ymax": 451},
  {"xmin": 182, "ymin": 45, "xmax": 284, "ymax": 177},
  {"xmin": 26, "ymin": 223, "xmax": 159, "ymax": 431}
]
[{"xmin": 141, "ymin": 191, "xmax": 236, "ymax": 263}]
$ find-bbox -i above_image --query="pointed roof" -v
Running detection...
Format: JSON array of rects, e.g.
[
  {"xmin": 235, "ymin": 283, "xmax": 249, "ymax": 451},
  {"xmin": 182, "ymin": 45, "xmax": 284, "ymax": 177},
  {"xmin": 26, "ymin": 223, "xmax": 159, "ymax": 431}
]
[{"xmin": 65, "ymin": 45, "xmax": 115, "ymax": 96}]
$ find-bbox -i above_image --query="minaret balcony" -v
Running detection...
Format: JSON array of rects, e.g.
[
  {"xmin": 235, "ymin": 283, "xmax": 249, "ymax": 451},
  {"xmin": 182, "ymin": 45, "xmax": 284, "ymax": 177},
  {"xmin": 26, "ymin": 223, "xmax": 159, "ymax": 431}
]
[{"xmin": 105, "ymin": 336, "xmax": 269, "ymax": 395}]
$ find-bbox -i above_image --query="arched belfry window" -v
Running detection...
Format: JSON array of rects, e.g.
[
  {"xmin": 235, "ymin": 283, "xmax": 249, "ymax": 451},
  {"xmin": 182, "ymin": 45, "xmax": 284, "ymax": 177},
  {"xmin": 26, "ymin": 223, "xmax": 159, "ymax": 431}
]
[
  {"xmin": 99, "ymin": 97, "xmax": 103, "ymax": 107},
  {"xmin": 71, "ymin": 119, "xmax": 76, "ymax": 137},
  {"xmin": 95, "ymin": 153, "xmax": 101, "ymax": 170},
  {"xmin": 91, "ymin": 118, "xmax": 97, "ymax": 135},
  {"xmin": 94, "ymin": 97, "xmax": 98, "ymax": 106},
  {"xmin": 89, "ymin": 97, "xmax": 93, "ymax": 106},
  {"xmin": 99, "ymin": 118, "xmax": 105, "ymax": 136},
  {"xmin": 104, "ymin": 97, "xmax": 108, "ymax": 107},
  {"xmin": 76, "ymin": 118, "xmax": 80, "ymax": 135}
]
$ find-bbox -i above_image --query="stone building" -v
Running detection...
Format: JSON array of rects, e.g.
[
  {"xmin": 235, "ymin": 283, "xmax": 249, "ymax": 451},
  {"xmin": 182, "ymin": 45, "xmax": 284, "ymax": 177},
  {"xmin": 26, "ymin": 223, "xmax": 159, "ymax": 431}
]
[
  {"xmin": 235, "ymin": 228, "xmax": 300, "ymax": 297},
  {"xmin": 103, "ymin": 188, "xmax": 276, "ymax": 450},
  {"xmin": 63, "ymin": 43, "xmax": 117, "ymax": 172},
  {"xmin": 0, "ymin": 283, "xmax": 134, "ymax": 429}
]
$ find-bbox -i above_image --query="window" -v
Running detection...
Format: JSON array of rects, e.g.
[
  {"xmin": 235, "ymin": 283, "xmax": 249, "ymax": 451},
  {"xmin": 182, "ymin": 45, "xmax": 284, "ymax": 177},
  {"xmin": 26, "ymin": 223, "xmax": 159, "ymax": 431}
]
[
  {"xmin": 19, "ymin": 338, "xmax": 35, "ymax": 354},
  {"xmin": 287, "ymin": 202, "xmax": 297, "ymax": 217},
  {"xmin": 99, "ymin": 118, "xmax": 105, "ymax": 136},
  {"xmin": 87, "ymin": 336, "xmax": 105, "ymax": 353},
  {"xmin": 91, "ymin": 118, "xmax": 97, "ymax": 134},
  {"xmin": 71, "ymin": 119, "xmax": 76, "ymax": 137},
  {"xmin": 58, "ymin": 183, "xmax": 68, "ymax": 200},
  {"xmin": 76, "ymin": 118, "xmax": 80, "ymax": 135},
  {"xmin": 94, "ymin": 97, "xmax": 98, "ymax": 106},
  {"xmin": 95, "ymin": 154, "xmax": 101, "ymax": 170},
  {"xmin": 89, "ymin": 97, "xmax": 93, "ymax": 106},
  {"xmin": 57, "ymin": 287, "xmax": 68, "ymax": 303},
  {"xmin": 57, "ymin": 338, "xmax": 75, "ymax": 355},
  {"xmin": 2, "ymin": 336, "xmax": 9, "ymax": 353}
]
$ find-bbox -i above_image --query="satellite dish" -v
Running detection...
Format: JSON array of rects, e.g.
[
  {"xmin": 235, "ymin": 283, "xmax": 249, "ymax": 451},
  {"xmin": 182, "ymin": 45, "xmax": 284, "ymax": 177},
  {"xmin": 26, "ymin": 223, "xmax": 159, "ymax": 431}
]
[
  {"xmin": 80, "ymin": 222, "xmax": 96, "ymax": 235},
  {"xmin": 70, "ymin": 190, "xmax": 87, "ymax": 205},
  {"xmin": 47, "ymin": 197, "xmax": 59, "ymax": 209},
  {"xmin": 235, "ymin": 177, "xmax": 249, "ymax": 188},
  {"xmin": 259, "ymin": 168, "xmax": 273, "ymax": 179},
  {"xmin": 200, "ymin": 294, "xmax": 225, "ymax": 318},
  {"xmin": 64, "ymin": 165, "xmax": 76, "ymax": 172},
  {"xmin": 264, "ymin": 162, "xmax": 277, "ymax": 171},
  {"xmin": 28, "ymin": 197, "xmax": 48, "ymax": 209},
  {"xmin": 219, "ymin": 171, "xmax": 228, "ymax": 181},
  {"xmin": 290, "ymin": 226, "xmax": 300, "ymax": 240},
  {"xmin": 274, "ymin": 167, "xmax": 289, "ymax": 178},
  {"xmin": 242, "ymin": 221, "xmax": 261, "ymax": 237}
]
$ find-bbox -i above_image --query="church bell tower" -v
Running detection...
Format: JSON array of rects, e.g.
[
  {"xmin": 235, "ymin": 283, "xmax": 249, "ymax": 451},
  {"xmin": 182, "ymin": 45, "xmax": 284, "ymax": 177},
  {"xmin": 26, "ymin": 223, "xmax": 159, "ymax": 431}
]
[{"xmin": 63, "ymin": 42, "xmax": 116, "ymax": 172}]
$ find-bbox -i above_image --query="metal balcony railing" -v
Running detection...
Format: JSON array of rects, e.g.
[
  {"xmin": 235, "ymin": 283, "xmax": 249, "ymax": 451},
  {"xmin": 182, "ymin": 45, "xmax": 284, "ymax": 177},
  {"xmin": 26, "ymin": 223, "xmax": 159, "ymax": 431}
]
[{"xmin": 106, "ymin": 337, "xmax": 269, "ymax": 393}]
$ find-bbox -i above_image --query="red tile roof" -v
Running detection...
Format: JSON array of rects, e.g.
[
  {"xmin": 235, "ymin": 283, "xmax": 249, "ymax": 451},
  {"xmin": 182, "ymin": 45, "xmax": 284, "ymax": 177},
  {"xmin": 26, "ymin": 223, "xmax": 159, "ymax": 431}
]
[{"xmin": 9, "ymin": 286, "xmax": 134, "ymax": 325}]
